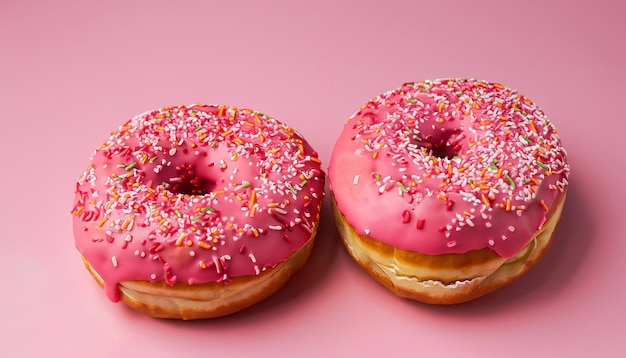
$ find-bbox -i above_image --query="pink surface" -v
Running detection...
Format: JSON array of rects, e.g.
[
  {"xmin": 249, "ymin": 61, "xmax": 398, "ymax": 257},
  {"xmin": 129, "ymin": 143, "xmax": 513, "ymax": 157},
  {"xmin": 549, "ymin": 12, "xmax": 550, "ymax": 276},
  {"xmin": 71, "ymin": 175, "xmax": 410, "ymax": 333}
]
[{"xmin": 1, "ymin": 0, "xmax": 624, "ymax": 356}]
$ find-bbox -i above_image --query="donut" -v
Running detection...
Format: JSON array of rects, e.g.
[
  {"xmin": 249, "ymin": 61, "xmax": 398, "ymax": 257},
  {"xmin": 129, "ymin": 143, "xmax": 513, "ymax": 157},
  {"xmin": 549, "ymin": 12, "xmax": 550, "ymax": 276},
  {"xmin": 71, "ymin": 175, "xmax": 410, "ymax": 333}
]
[
  {"xmin": 72, "ymin": 104, "xmax": 325, "ymax": 319},
  {"xmin": 328, "ymin": 79, "xmax": 570, "ymax": 304}
]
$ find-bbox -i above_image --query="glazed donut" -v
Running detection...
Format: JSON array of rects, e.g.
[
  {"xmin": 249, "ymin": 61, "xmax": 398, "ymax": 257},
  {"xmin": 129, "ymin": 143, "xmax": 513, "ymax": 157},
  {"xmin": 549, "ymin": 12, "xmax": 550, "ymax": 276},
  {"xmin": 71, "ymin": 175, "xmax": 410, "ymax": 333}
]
[
  {"xmin": 328, "ymin": 79, "xmax": 570, "ymax": 304},
  {"xmin": 72, "ymin": 104, "xmax": 325, "ymax": 319}
]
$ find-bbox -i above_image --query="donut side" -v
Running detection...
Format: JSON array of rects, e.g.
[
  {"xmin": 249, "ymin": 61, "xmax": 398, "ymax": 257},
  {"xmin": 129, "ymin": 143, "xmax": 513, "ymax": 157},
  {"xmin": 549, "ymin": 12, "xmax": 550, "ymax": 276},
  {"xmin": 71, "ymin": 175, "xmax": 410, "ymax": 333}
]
[
  {"xmin": 82, "ymin": 231, "xmax": 315, "ymax": 319},
  {"xmin": 331, "ymin": 190, "xmax": 566, "ymax": 304}
]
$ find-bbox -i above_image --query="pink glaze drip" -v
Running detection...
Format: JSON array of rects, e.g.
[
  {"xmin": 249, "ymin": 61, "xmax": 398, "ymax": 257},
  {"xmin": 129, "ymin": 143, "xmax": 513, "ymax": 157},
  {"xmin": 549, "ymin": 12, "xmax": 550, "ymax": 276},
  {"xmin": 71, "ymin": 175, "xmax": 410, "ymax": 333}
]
[
  {"xmin": 72, "ymin": 104, "xmax": 325, "ymax": 302},
  {"xmin": 328, "ymin": 79, "xmax": 569, "ymax": 258}
]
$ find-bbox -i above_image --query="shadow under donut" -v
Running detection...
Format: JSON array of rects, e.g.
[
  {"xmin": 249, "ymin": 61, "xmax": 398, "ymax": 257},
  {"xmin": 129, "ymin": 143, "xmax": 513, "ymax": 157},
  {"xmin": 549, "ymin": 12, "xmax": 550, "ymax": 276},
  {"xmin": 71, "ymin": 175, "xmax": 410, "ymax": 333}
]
[{"xmin": 423, "ymin": 178, "xmax": 593, "ymax": 315}]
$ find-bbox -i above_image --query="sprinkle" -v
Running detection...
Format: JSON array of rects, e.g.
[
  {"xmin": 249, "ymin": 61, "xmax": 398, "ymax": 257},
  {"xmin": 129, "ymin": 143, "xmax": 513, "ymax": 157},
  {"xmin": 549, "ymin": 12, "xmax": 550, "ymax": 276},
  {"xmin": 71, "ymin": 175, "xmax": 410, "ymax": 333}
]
[
  {"xmin": 125, "ymin": 162, "xmax": 137, "ymax": 170},
  {"xmin": 540, "ymin": 200, "xmax": 549, "ymax": 211},
  {"xmin": 536, "ymin": 160, "xmax": 549, "ymax": 169},
  {"xmin": 416, "ymin": 219, "xmax": 425, "ymax": 230},
  {"xmin": 201, "ymin": 206, "xmax": 215, "ymax": 213},
  {"xmin": 505, "ymin": 173, "xmax": 515, "ymax": 189},
  {"xmin": 286, "ymin": 183, "xmax": 297, "ymax": 195},
  {"xmin": 401, "ymin": 210, "xmax": 411, "ymax": 224},
  {"xmin": 111, "ymin": 256, "xmax": 118, "ymax": 268},
  {"xmin": 396, "ymin": 182, "xmax": 409, "ymax": 192},
  {"xmin": 249, "ymin": 189, "xmax": 257, "ymax": 207},
  {"xmin": 353, "ymin": 175, "xmax": 360, "ymax": 185}
]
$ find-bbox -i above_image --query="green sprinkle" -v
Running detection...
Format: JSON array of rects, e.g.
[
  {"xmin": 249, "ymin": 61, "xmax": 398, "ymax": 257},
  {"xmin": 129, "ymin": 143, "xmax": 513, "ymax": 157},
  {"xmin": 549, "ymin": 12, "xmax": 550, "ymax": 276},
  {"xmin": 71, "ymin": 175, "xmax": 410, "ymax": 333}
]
[
  {"xmin": 149, "ymin": 156, "xmax": 158, "ymax": 163},
  {"xmin": 420, "ymin": 89, "xmax": 429, "ymax": 93},
  {"xmin": 456, "ymin": 92, "xmax": 463, "ymax": 97},
  {"xmin": 201, "ymin": 207, "xmax": 215, "ymax": 213},
  {"xmin": 396, "ymin": 182, "xmax": 409, "ymax": 192},
  {"xmin": 174, "ymin": 209, "xmax": 181, "ymax": 218},
  {"xmin": 474, "ymin": 89, "xmax": 480, "ymax": 96},
  {"xmin": 241, "ymin": 181, "xmax": 251, "ymax": 188},
  {"xmin": 406, "ymin": 98, "xmax": 418, "ymax": 103},
  {"xmin": 300, "ymin": 179, "xmax": 308, "ymax": 187},
  {"xmin": 210, "ymin": 141, "xmax": 218, "ymax": 148},
  {"xmin": 125, "ymin": 162, "xmax": 137, "ymax": 170},
  {"xmin": 489, "ymin": 163, "xmax": 498, "ymax": 171},
  {"xmin": 522, "ymin": 136, "xmax": 533, "ymax": 143},
  {"xmin": 113, "ymin": 176, "xmax": 123, "ymax": 182},
  {"xmin": 522, "ymin": 111, "xmax": 528, "ymax": 116},
  {"xmin": 375, "ymin": 173, "xmax": 381, "ymax": 182},
  {"xmin": 117, "ymin": 163, "xmax": 126, "ymax": 168},
  {"xmin": 537, "ymin": 160, "xmax": 549, "ymax": 169},
  {"xmin": 286, "ymin": 183, "xmax": 297, "ymax": 195},
  {"xmin": 165, "ymin": 112, "xmax": 171, "ymax": 117},
  {"xmin": 192, "ymin": 215, "xmax": 200, "ymax": 221},
  {"xmin": 524, "ymin": 178, "xmax": 531, "ymax": 184},
  {"xmin": 413, "ymin": 135, "xmax": 422, "ymax": 141},
  {"xmin": 505, "ymin": 173, "xmax": 515, "ymax": 189},
  {"xmin": 195, "ymin": 126, "xmax": 203, "ymax": 132},
  {"xmin": 405, "ymin": 83, "xmax": 414, "ymax": 87}
]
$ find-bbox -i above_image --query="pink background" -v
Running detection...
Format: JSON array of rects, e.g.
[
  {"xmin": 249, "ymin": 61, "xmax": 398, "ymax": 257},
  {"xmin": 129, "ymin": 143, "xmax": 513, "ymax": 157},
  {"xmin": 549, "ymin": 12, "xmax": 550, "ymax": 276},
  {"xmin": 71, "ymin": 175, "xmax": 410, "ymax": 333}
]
[{"xmin": 2, "ymin": 0, "xmax": 625, "ymax": 356}]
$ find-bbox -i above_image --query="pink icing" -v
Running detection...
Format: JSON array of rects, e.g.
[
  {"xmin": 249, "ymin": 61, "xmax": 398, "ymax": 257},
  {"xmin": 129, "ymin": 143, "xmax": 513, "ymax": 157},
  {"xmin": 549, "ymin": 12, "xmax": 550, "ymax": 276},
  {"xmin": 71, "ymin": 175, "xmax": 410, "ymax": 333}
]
[
  {"xmin": 72, "ymin": 104, "xmax": 325, "ymax": 302},
  {"xmin": 328, "ymin": 79, "xmax": 569, "ymax": 259}
]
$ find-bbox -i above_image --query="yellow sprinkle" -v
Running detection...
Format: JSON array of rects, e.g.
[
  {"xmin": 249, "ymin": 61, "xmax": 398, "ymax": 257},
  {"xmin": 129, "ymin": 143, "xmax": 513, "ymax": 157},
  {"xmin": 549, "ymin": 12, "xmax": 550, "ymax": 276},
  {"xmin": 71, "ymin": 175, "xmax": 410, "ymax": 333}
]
[{"xmin": 74, "ymin": 206, "xmax": 84, "ymax": 216}]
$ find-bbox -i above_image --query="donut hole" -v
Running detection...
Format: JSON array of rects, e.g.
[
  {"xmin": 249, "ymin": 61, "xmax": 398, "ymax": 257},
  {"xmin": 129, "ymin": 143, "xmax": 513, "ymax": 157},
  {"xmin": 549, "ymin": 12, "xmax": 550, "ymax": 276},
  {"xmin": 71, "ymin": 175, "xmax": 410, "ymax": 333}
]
[
  {"xmin": 168, "ymin": 163, "xmax": 216, "ymax": 196},
  {"xmin": 416, "ymin": 128, "xmax": 462, "ymax": 159}
]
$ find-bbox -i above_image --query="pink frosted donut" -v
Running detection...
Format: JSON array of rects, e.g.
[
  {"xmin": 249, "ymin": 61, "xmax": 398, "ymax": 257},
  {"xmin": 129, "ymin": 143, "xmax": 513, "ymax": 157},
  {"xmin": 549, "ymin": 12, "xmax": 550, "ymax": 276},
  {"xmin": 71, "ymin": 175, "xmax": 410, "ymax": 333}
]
[
  {"xmin": 72, "ymin": 104, "xmax": 325, "ymax": 319},
  {"xmin": 329, "ymin": 79, "xmax": 570, "ymax": 304}
]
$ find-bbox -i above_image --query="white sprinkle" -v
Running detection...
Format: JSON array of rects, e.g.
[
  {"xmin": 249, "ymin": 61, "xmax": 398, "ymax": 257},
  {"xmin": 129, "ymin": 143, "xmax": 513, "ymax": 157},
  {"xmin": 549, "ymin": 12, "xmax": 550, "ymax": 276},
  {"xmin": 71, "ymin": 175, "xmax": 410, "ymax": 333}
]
[
  {"xmin": 488, "ymin": 239, "xmax": 495, "ymax": 246},
  {"xmin": 502, "ymin": 235, "xmax": 507, "ymax": 241},
  {"xmin": 364, "ymin": 228, "xmax": 370, "ymax": 235},
  {"xmin": 353, "ymin": 175, "xmax": 360, "ymax": 185},
  {"xmin": 485, "ymin": 222, "xmax": 492, "ymax": 228},
  {"xmin": 111, "ymin": 256, "xmax": 118, "ymax": 267},
  {"xmin": 169, "ymin": 148, "xmax": 177, "ymax": 156},
  {"xmin": 150, "ymin": 273, "xmax": 157, "ymax": 280},
  {"xmin": 508, "ymin": 225, "xmax": 516, "ymax": 232},
  {"xmin": 268, "ymin": 225, "xmax": 282, "ymax": 230},
  {"xmin": 248, "ymin": 253, "xmax": 257, "ymax": 263},
  {"xmin": 189, "ymin": 250, "xmax": 196, "ymax": 257}
]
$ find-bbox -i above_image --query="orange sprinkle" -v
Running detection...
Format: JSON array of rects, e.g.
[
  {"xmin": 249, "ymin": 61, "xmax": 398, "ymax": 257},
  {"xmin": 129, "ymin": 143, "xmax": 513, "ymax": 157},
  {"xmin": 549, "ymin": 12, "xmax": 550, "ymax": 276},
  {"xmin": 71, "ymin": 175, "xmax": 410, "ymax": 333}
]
[
  {"xmin": 199, "ymin": 242, "xmax": 212, "ymax": 250},
  {"xmin": 480, "ymin": 167, "xmax": 487, "ymax": 177},
  {"xmin": 74, "ymin": 206, "xmax": 84, "ymax": 216},
  {"xmin": 540, "ymin": 200, "xmax": 549, "ymax": 212},
  {"xmin": 218, "ymin": 106, "xmax": 226, "ymax": 116},
  {"xmin": 529, "ymin": 120, "xmax": 538, "ymax": 133},
  {"xmin": 505, "ymin": 198, "xmax": 511, "ymax": 211},
  {"xmin": 496, "ymin": 168, "xmax": 503, "ymax": 178},
  {"xmin": 309, "ymin": 157, "xmax": 321, "ymax": 164},
  {"xmin": 97, "ymin": 217, "xmax": 108, "ymax": 227},
  {"xmin": 267, "ymin": 202, "xmax": 280, "ymax": 208},
  {"xmin": 372, "ymin": 151, "xmax": 378, "ymax": 159},
  {"xmin": 481, "ymin": 193, "xmax": 491, "ymax": 208},
  {"xmin": 199, "ymin": 260, "xmax": 207, "ymax": 269},
  {"xmin": 249, "ymin": 190, "xmax": 257, "ymax": 208},
  {"xmin": 251, "ymin": 228, "xmax": 259, "ymax": 237},
  {"xmin": 175, "ymin": 234, "xmax": 187, "ymax": 246}
]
